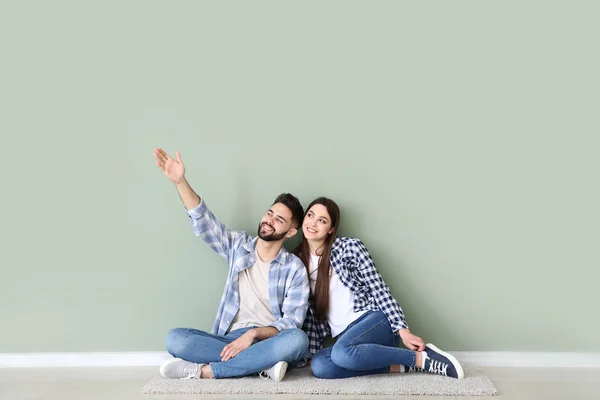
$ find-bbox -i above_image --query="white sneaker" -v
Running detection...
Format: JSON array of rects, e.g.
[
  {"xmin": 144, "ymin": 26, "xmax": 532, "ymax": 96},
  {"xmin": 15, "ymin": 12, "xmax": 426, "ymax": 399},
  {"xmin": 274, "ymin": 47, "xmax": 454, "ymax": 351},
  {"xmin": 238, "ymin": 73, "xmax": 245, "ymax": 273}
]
[
  {"xmin": 259, "ymin": 361, "xmax": 288, "ymax": 382},
  {"xmin": 160, "ymin": 357, "xmax": 205, "ymax": 379}
]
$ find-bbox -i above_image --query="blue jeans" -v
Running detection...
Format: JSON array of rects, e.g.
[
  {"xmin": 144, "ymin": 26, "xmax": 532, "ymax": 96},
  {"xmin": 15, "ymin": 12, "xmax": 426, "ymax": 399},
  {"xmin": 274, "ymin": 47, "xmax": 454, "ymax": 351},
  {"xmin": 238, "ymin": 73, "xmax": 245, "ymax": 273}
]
[
  {"xmin": 166, "ymin": 327, "xmax": 309, "ymax": 379},
  {"xmin": 310, "ymin": 310, "xmax": 417, "ymax": 379}
]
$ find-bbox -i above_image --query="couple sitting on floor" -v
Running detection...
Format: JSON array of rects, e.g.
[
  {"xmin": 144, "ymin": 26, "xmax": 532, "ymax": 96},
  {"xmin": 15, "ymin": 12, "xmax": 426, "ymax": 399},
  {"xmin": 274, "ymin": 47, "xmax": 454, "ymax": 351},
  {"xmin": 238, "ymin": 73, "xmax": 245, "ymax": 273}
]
[{"xmin": 153, "ymin": 148, "xmax": 464, "ymax": 382}]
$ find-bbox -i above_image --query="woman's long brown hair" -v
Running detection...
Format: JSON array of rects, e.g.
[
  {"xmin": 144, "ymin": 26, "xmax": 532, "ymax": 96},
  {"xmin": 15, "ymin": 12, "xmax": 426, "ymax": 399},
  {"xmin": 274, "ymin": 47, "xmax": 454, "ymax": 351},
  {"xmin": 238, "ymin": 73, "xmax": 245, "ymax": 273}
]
[{"xmin": 294, "ymin": 197, "xmax": 340, "ymax": 321}]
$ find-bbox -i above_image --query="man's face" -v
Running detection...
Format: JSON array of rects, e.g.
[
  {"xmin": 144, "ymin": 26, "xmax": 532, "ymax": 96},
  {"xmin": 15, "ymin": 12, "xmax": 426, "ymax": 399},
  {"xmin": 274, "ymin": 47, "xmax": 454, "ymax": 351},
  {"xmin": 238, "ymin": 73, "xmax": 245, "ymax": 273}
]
[{"xmin": 257, "ymin": 202, "xmax": 296, "ymax": 242}]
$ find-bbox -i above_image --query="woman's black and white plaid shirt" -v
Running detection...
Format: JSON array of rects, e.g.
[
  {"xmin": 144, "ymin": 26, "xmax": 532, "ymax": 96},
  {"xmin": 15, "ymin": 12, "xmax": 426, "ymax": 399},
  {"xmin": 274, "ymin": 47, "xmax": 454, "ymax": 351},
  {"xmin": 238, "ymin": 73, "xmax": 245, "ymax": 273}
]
[{"xmin": 303, "ymin": 236, "xmax": 408, "ymax": 357}]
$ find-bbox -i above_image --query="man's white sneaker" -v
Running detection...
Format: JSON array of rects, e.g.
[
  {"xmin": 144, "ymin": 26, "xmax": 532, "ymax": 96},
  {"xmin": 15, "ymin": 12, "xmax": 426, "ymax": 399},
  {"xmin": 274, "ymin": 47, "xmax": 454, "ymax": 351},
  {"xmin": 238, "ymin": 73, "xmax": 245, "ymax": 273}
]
[
  {"xmin": 159, "ymin": 357, "xmax": 205, "ymax": 379},
  {"xmin": 259, "ymin": 361, "xmax": 288, "ymax": 382}
]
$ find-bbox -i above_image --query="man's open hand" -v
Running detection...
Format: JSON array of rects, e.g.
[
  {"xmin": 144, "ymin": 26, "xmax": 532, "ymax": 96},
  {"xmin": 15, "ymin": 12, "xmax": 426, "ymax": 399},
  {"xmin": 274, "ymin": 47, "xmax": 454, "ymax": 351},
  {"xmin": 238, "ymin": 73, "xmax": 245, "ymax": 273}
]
[{"xmin": 154, "ymin": 148, "xmax": 185, "ymax": 184}]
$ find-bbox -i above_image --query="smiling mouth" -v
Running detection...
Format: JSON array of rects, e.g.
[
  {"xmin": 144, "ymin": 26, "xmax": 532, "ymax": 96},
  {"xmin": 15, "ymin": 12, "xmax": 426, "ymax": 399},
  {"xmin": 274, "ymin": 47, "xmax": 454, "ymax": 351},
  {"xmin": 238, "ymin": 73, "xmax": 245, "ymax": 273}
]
[
  {"xmin": 306, "ymin": 227, "xmax": 317, "ymax": 234},
  {"xmin": 262, "ymin": 224, "xmax": 274, "ymax": 232}
]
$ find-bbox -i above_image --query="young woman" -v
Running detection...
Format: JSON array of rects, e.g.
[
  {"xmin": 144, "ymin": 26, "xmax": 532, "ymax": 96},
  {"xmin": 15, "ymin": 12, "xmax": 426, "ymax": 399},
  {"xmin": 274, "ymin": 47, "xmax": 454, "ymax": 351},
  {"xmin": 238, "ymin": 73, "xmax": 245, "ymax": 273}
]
[{"xmin": 295, "ymin": 197, "xmax": 465, "ymax": 379}]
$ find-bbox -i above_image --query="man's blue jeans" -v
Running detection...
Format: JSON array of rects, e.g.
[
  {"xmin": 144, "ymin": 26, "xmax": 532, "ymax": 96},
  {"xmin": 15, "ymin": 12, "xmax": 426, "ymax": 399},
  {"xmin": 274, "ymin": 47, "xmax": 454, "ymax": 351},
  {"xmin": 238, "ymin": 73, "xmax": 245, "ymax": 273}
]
[
  {"xmin": 310, "ymin": 310, "xmax": 417, "ymax": 379},
  {"xmin": 166, "ymin": 327, "xmax": 309, "ymax": 379}
]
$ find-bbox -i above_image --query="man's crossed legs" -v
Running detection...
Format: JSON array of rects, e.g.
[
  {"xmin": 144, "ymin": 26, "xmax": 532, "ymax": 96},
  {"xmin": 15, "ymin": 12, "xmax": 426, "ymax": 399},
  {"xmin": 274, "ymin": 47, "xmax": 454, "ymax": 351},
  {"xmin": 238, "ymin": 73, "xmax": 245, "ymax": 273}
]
[{"xmin": 160, "ymin": 327, "xmax": 309, "ymax": 381}]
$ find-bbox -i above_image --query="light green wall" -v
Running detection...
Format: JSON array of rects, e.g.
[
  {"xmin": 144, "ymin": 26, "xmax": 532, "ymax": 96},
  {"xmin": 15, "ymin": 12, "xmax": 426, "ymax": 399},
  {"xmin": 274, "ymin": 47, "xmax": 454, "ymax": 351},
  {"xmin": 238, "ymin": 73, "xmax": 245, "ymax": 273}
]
[{"xmin": 1, "ymin": 1, "xmax": 598, "ymax": 353}]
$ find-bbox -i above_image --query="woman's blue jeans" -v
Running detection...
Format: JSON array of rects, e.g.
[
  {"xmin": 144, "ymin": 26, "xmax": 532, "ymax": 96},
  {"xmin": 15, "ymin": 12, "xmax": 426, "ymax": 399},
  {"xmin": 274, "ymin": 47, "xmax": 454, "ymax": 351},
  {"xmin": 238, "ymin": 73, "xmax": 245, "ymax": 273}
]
[{"xmin": 310, "ymin": 310, "xmax": 417, "ymax": 379}]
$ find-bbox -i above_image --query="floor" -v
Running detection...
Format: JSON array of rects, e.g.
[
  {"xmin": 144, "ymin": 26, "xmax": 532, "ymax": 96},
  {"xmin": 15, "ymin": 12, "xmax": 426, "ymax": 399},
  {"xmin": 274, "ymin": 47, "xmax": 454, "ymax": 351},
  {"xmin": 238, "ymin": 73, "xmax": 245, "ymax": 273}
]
[{"xmin": 1, "ymin": 366, "xmax": 599, "ymax": 400}]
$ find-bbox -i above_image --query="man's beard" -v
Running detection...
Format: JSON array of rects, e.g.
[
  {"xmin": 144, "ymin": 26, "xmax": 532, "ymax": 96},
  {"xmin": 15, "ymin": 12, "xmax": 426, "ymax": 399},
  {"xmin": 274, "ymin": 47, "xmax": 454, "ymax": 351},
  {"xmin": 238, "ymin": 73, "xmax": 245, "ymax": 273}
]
[{"xmin": 257, "ymin": 222, "xmax": 287, "ymax": 242}]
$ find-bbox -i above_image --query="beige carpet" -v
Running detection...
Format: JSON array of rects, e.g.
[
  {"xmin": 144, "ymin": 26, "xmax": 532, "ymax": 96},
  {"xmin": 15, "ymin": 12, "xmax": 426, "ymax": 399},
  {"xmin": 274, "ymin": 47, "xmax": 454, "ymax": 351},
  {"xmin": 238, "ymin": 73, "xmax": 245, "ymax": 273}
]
[{"xmin": 142, "ymin": 364, "xmax": 498, "ymax": 396}]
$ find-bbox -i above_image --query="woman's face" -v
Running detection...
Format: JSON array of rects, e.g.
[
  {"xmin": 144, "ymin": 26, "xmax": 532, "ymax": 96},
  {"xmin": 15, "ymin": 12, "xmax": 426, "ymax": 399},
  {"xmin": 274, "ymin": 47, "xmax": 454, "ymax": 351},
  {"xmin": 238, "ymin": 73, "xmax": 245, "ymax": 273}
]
[{"xmin": 302, "ymin": 204, "xmax": 334, "ymax": 241}]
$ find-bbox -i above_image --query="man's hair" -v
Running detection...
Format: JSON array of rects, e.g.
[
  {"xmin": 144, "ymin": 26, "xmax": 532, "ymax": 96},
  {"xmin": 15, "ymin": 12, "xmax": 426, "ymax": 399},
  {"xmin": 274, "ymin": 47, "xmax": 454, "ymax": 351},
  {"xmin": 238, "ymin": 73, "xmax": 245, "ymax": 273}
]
[{"xmin": 272, "ymin": 193, "xmax": 304, "ymax": 229}]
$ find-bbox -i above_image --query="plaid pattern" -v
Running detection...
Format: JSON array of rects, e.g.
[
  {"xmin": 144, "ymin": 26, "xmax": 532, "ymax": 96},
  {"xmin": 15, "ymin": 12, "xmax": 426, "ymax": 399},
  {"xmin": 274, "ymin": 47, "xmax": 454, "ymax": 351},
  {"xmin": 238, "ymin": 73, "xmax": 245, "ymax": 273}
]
[
  {"xmin": 186, "ymin": 199, "xmax": 309, "ymax": 334},
  {"xmin": 303, "ymin": 237, "xmax": 408, "ymax": 357}
]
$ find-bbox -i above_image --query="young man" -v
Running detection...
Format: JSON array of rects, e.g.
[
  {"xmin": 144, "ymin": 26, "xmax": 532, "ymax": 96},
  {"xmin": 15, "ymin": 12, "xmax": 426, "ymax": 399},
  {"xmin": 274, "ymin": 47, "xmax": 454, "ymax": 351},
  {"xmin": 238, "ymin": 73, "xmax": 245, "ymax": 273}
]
[{"xmin": 154, "ymin": 148, "xmax": 310, "ymax": 381}]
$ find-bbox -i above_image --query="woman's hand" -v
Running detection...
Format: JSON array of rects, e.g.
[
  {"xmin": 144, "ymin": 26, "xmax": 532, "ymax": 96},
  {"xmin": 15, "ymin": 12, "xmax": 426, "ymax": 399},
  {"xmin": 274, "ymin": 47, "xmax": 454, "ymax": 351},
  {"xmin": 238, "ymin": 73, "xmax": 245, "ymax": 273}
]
[{"xmin": 398, "ymin": 328, "xmax": 425, "ymax": 351}]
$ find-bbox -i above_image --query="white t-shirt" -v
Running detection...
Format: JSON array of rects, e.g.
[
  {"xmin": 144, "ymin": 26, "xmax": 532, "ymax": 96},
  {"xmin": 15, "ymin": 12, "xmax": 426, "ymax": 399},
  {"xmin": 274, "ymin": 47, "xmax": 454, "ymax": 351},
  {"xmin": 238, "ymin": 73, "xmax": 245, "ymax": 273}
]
[
  {"xmin": 308, "ymin": 254, "xmax": 367, "ymax": 337},
  {"xmin": 229, "ymin": 250, "xmax": 275, "ymax": 331}
]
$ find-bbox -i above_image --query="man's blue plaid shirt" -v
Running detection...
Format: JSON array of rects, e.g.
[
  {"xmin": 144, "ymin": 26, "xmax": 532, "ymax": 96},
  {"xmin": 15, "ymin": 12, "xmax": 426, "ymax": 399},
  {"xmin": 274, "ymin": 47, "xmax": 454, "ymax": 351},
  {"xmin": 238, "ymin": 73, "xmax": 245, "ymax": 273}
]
[{"xmin": 186, "ymin": 199, "xmax": 309, "ymax": 335}]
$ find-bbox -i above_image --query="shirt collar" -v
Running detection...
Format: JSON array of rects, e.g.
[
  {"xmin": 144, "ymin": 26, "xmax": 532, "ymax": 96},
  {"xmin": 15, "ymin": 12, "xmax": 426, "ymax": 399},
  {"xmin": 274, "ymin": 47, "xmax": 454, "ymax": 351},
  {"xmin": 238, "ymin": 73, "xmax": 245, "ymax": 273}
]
[{"xmin": 242, "ymin": 237, "xmax": 290, "ymax": 265}]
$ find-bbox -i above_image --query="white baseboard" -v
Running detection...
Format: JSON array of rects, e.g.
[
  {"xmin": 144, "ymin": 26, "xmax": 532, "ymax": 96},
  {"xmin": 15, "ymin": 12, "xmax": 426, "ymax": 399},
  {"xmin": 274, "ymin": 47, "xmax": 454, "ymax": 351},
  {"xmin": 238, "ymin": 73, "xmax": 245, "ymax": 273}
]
[
  {"xmin": 453, "ymin": 351, "xmax": 600, "ymax": 368},
  {"xmin": 0, "ymin": 352, "xmax": 172, "ymax": 368},
  {"xmin": 1, "ymin": 351, "xmax": 599, "ymax": 368}
]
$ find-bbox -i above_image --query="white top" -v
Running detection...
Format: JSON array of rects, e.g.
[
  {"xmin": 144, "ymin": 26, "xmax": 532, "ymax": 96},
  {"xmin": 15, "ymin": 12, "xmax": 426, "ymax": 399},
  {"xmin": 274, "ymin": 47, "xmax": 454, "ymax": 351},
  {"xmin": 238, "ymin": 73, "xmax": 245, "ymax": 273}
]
[
  {"xmin": 229, "ymin": 250, "xmax": 275, "ymax": 331},
  {"xmin": 308, "ymin": 254, "xmax": 367, "ymax": 337}
]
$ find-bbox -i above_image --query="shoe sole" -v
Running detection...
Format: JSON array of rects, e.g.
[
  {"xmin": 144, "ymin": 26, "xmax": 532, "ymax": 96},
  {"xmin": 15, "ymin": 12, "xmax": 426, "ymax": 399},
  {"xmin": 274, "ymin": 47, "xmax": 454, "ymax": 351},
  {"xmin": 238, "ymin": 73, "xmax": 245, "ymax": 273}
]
[
  {"xmin": 159, "ymin": 357, "xmax": 183, "ymax": 379},
  {"xmin": 426, "ymin": 343, "xmax": 465, "ymax": 379},
  {"xmin": 272, "ymin": 361, "xmax": 288, "ymax": 382}
]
